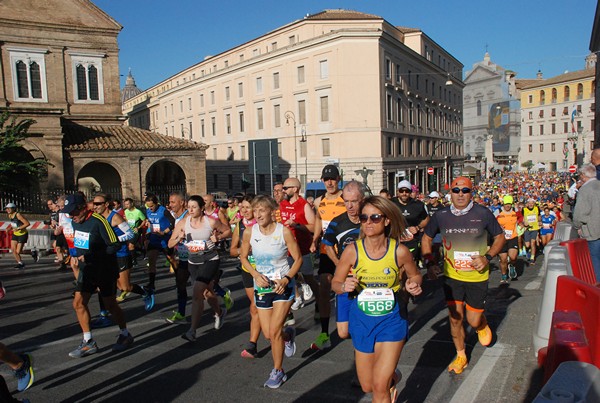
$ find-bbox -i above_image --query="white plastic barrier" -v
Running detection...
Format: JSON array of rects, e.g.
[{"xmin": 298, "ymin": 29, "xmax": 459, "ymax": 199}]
[
  {"xmin": 533, "ymin": 361, "xmax": 600, "ymax": 402},
  {"xmin": 25, "ymin": 229, "xmax": 53, "ymax": 252},
  {"xmin": 554, "ymin": 221, "xmax": 577, "ymax": 242},
  {"xmin": 533, "ymin": 246, "xmax": 571, "ymax": 356}
]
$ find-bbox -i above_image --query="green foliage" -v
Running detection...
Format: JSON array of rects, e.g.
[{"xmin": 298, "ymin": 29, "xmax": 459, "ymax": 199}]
[
  {"xmin": 0, "ymin": 111, "xmax": 50, "ymax": 189},
  {"xmin": 521, "ymin": 160, "xmax": 534, "ymax": 170}
]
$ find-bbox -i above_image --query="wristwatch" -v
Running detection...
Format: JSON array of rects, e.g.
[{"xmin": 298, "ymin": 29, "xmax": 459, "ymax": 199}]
[
  {"xmin": 484, "ymin": 253, "xmax": 493, "ymax": 262},
  {"xmin": 284, "ymin": 275, "xmax": 293, "ymax": 282}
]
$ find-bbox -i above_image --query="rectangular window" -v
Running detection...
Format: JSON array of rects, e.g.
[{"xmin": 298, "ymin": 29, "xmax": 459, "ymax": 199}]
[
  {"xmin": 529, "ymin": 144, "xmax": 533, "ymax": 152},
  {"xmin": 397, "ymin": 137, "xmax": 403, "ymax": 156},
  {"xmin": 320, "ymin": 60, "xmax": 329, "ymax": 79},
  {"xmin": 322, "ymin": 138, "xmax": 330, "ymax": 156},
  {"xmin": 564, "ymin": 122, "xmax": 569, "ymax": 133},
  {"xmin": 239, "ymin": 111, "xmax": 245, "ymax": 132},
  {"xmin": 298, "ymin": 100, "xmax": 306, "ymax": 124},
  {"xmin": 210, "ymin": 91, "xmax": 215, "ymax": 104},
  {"xmin": 256, "ymin": 77, "xmax": 263, "ymax": 93},
  {"xmin": 238, "ymin": 82, "xmax": 243, "ymax": 98},
  {"xmin": 289, "ymin": 35, "xmax": 296, "ymax": 45},
  {"xmin": 211, "ymin": 116, "xmax": 216, "ymax": 136},
  {"xmin": 226, "ymin": 114, "xmax": 231, "ymax": 134},
  {"xmin": 528, "ymin": 94, "xmax": 533, "ymax": 104},
  {"xmin": 200, "ymin": 94, "xmax": 204, "ymax": 107},
  {"xmin": 164, "ymin": 106, "xmax": 167, "ymax": 117},
  {"xmin": 180, "ymin": 100, "xmax": 183, "ymax": 112},
  {"xmin": 201, "ymin": 119, "xmax": 205, "ymax": 137},
  {"xmin": 189, "ymin": 122, "xmax": 193, "ymax": 139},
  {"xmin": 320, "ymin": 96, "xmax": 329, "ymax": 122},
  {"xmin": 297, "ymin": 66, "xmax": 305, "ymax": 84},
  {"xmin": 273, "ymin": 72, "xmax": 280, "ymax": 90},
  {"xmin": 274, "ymin": 104, "xmax": 281, "ymax": 127},
  {"xmin": 540, "ymin": 144, "xmax": 544, "ymax": 152},
  {"xmin": 540, "ymin": 124, "xmax": 544, "ymax": 135},
  {"xmin": 539, "ymin": 110, "xmax": 544, "ymax": 118},
  {"xmin": 188, "ymin": 97, "xmax": 192, "ymax": 110},
  {"xmin": 272, "ymin": 42, "xmax": 278, "ymax": 51},
  {"xmin": 386, "ymin": 136, "xmax": 393, "ymax": 156},
  {"xmin": 257, "ymin": 107, "xmax": 264, "ymax": 130},
  {"xmin": 408, "ymin": 101, "xmax": 414, "ymax": 125},
  {"xmin": 397, "ymin": 98, "xmax": 403, "ymax": 124},
  {"xmin": 395, "ymin": 64, "xmax": 402, "ymax": 86},
  {"xmin": 241, "ymin": 145, "xmax": 246, "ymax": 160},
  {"xmin": 551, "ymin": 108, "xmax": 556, "ymax": 117},
  {"xmin": 551, "ymin": 123, "xmax": 556, "ymax": 134},
  {"xmin": 180, "ymin": 123, "xmax": 184, "ymax": 138},
  {"xmin": 227, "ymin": 147, "xmax": 233, "ymax": 160},
  {"xmin": 225, "ymin": 86, "xmax": 230, "ymax": 101},
  {"xmin": 385, "ymin": 59, "xmax": 392, "ymax": 80},
  {"xmin": 551, "ymin": 143, "xmax": 556, "ymax": 152},
  {"xmin": 528, "ymin": 126, "xmax": 533, "ymax": 136},
  {"xmin": 386, "ymin": 94, "xmax": 393, "ymax": 121}
]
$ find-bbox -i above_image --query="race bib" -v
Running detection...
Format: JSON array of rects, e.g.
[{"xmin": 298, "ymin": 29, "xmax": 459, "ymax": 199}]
[
  {"xmin": 255, "ymin": 267, "xmax": 281, "ymax": 295},
  {"xmin": 10, "ymin": 222, "xmax": 17, "ymax": 229},
  {"xmin": 63, "ymin": 226, "xmax": 75, "ymax": 240},
  {"xmin": 357, "ymin": 288, "xmax": 395, "ymax": 316},
  {"xmin": 526, "ymin": 215, "xmax": 537, "ymax": 223},
  {"xmin": 542, "ymin": 223, "xmax": 551, "ymax": 229},
  {"xmin": 186, "ymin": 240, "xmax": 207, "ymax": 253},
  {"xmin": 453, "ymin": 251, "xmax": 478, "ymax": 271},
  {"xmin": 74, "ymin": 230, "xmax": 90, "ymax": 249},
  {"xmin": 504, "ymin": 229, "xmax": 513, "ymax": 239},
  {"xmin": 152, "ymin": 223, "xmax": 161, "ymax": 233},
  {"xmin": 127, "ymin": 219, "xmax": 136, "ymax": 228}
]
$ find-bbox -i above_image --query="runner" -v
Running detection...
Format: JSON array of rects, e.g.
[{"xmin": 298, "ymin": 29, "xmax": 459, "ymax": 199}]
[
  {"xmin": 47, "ymin": 198, "xmax": 67, "ymax": 269},
  {"xmin": 539, "ymin": 206, "xmax": 557, "ymax": 248},
  {"xmin": 171, "ymin": 195, "xmax": 231, "ymax": 342},
  {"xmin": 230, "ymin": 194, "xmax": 262, "ymax": 358},
  {"xmin": 309, "ymin": 164, "xmax": 347, "ymax": 350},
  {"xmin": 421, "ymin": 177, "xmax": 505, "ymax": 375},
  {"xmin": 0, "ymin": 342, "xmax": 33, "ymax": 401},
  {"xmin": 4, "ymin": 203, "xmax": 32, "ymax": 269},
  {"xmin": 123, "ymin": 198, "xmax": 146, "ymax": 266},
  {"xmin": 522, "ymin": 198, "xmax": 541, "ymax": 264},
  {"xmin": 144, "ymin": 194, "xmax": 176, "ymax": 292},
  {"xmin": 391, "ymin": 180, "xmax": 430, "ymax": 263},
  {"xmin": 93, "ymin": 194, "xmax": 154, "ymax": 310},
  {"xmin": 61, "ymin": 193, "xmax": 134, "ymax": 357},
  {"xmin": 240, "ymin": 195, "xmax": 301, "ymax": 389},
  {"xmin": 332, "ymin": 196, "xmax": 422, "ymax": 402},
  {"xmin": 496, "ymin": 195, "xmax": 519, "ymax": 283},
  {"xmin": 323, "ymin": 180, "xmax": 365, "ymax": 340},
  {"xmin": 279, "ymin": 177, "xmax": 317, "ymax": 311}
]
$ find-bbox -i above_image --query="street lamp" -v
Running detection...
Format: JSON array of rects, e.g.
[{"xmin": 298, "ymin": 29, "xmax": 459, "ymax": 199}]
[
  {"xmin": 138, "ymin": 156, "xmax": 144, "ymax": 205},
  {"xmin": 285, "ymin": 111, "xmax": 297, "ymax": 177},
  {"xmin": 299, "ymin": 125, "xmax": 307, "ymax": 189}
]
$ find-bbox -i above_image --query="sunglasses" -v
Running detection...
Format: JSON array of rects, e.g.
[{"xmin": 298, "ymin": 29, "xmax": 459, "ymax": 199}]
[
  {"xmin": 358, "ymin": 214, "xmax": 385, "ymax": 224},
  {"xmin": 398, "ymin": 189, "xmax": 411, "ymax": 194},
  {"xmin": 451, "ymin": 187, "xmax": 472, "ymax": 194},
  {"xmin": 93, "ymin": 201, "xmax": 106, "ymax": 206},
  {"xmin": 282, "ymin": 186, "xmax": 296, "ymax": 190}
]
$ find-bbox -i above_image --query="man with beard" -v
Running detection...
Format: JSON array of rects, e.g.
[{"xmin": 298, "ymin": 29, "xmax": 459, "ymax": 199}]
[{"xmin": 392, "ymin": 180, "xmax": 429, "ymax": 263}]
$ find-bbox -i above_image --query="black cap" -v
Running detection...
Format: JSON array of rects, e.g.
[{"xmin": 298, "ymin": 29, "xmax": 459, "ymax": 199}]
[
  {"xmin": 321, "ymin": 164, "xmax": 340, "ymax": 180},
  {"xmin": 62, "ymin": 194, "xmax": 86, "ymax": 214}
]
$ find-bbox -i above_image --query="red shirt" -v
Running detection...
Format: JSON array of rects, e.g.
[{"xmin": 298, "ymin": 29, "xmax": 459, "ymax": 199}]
[{"xmin": 279, "ymin": 197, "xmax": 312, "ymax": 255}]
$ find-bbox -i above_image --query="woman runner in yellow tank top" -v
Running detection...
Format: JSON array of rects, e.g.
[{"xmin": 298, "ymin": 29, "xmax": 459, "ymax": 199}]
[{"xmin": 333, "ymin": 196, "xmax": 422, "ymax": 403}]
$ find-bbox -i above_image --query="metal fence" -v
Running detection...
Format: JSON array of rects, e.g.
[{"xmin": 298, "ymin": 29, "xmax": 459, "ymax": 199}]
[
  {"xmin": 146, "ymin": 184, "xmax": 187, "ymax": 205},
  {"xmin": 1, "ymin": 187, "xmax": 122, "ymax": 214}
]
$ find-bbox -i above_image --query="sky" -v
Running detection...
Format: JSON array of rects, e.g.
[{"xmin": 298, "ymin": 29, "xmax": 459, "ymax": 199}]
[{"xmin": 92, "ymin": 0, "xmax": 598, "ymax": 91}]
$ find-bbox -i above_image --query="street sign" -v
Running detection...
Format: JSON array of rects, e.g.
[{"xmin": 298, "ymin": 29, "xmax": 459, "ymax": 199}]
[
  {"xmin": 395, "ymin": 170, "xmax": 406, "ymax": 178},
  {"xmin": 452, "ymin": 166, "xmax": 462, "ymax": 178},
  {"xmin": 427, "ymin": 167, "xmax": 434, "ymax": 175},
  {"xmin": 568, "ymin": 165, "xmax": 577, "ymax": 174}
]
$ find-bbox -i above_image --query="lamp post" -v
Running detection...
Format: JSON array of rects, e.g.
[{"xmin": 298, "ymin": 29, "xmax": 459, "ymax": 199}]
[
  {"xmin": 285, "ymin": 111, "xmax": 297, "ymax": 177},
  {"xmin": 138, "ymin": 156, "xmax": 144, "ymax": 205},
  {"xmin": 299, "ymin": 125, "xmax": 307, "ymax": 190}
]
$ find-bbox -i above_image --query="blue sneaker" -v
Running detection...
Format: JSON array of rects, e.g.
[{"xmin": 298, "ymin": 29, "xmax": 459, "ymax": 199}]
[
  {"xmin": 69, "ymin": 339, "xmax": 98, "ymax": 358},
  {"xmin": 508, "ymin": 264, "xmax": 517, "ymax": 279},
  {"xmin": 144, "ymin": 290, "xmax": 155, "ymax": 311},
  {"xmin": 90, "ymin": 314, "xmax": 112, "ymax": 329},
  {"xmin": 264, "ymin": 368, "xmax": 287, "ymax": 388},
  {"xmin": 14, "ymin": 353, "xmax": 34, "ymax": 392}
]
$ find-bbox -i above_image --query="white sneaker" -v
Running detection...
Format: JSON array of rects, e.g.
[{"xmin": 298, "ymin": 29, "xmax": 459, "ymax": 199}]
[
  {"xmin": 214, "ymin": 307, "xmax": 227, "ymax": 330},
  {"xmin": 291, "ymin": 297, "xmax": 304, "ymax": 311},
  {"xmin": 301, "ymin": 283, "xmax": 313, "ymax": 301}
]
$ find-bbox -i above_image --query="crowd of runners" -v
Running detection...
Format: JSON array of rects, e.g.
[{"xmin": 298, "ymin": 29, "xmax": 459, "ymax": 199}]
[{"xmin": 3, "ymin": 151, "xmax": 600, "ymax": 402}]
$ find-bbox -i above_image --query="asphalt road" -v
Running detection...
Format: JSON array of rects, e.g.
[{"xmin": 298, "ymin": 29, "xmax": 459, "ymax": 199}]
[{"xmin": 0, "ymin": 252, "xmax": 545, "ymax": 402}]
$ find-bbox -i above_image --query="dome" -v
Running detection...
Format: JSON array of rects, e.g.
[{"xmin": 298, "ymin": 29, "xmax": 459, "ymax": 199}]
[{"xmin": 121, "ymin": 69, "xmax": 142, "ymax": 103}]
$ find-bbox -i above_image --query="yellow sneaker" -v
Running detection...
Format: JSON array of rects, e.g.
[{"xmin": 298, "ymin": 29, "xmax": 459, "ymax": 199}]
[
  {"xmin": 448, "ymin": 355, "xmax": 468, "ymax": 374},
  {"xmin": 476, "ymin": 324, "xmax": 492, "ymax": 347}
]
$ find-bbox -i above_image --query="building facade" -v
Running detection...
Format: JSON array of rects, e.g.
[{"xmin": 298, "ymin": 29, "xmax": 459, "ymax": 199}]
[
  {"xmin": 463, "ymin": 52, "xmax": 521, "ymax": 177},
  {"xmin": 518, "ymin": 66, "xmax": 596, "ymax": 171},
  {"xmin": 123, "ymin": 10, "xmax": 464, "ymax": 195},
  {"xmin": 0, "ymin": 0, "xmax": 207, "ymax": 204}
]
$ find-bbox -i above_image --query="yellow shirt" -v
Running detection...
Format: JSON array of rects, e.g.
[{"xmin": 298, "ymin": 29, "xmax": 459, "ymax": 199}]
[
  {"xmin": 354, "ymin": 238, "xmax": 402, "ymax": 293},
  {"xmin": 523, "ymin": 206, "xmax": 540, "ymax": 231}
]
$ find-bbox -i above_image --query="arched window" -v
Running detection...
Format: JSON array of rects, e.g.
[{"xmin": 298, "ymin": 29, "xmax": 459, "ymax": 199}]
[
  {"xmin": 71, "ymin": 53, "xmax": 104, "ymax": 103},
  {"xmin": 564, "ymin": 86, "xmax": 570, "ymax": 101},
  {"xmin": 76, "ymin": 64, "xmax": 87, "ymax": 100},
  {"xmin": 476, "ymin": 100, "xmax": 482, "ymax": 116},
  {"xmin": 551, "ymin": 88, "xmax": 557, "ymax": 103},
  {"xmin": 540, "ymin": 90, "xmax": 546, "ymax": 105},
  {"xmin": 88, "ymin": 65, "xmax": 99, "ymax": 100},
  {"xmin": 16, "ymin": 61, "xmax": 29, "ymax": 98},
  {"xmin": 15, "ymin": 60, "xmax": 42, "ymax": 99},
  {"xmin": 577, "ymin": 83, "xmax": 583, "ymax": 100}
]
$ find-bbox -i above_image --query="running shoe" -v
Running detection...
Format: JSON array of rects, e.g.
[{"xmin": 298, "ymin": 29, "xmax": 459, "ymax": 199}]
[
  {"xmin": 116, "ymin": 290, "xmax": 131, "ymax": 303},
  {"xmin": 302, "ymin": 283, "xmax": 313, "ymax": 301},
  {"xmin": 14, "ymin": 353, "xmax": 34, "ymax": 392},
  {"xmin": 291, "ymin": 296, "xmax": 304, "ymax": 311},
  {"xmin": 508, "ymin": 264, "xmax": 517, "ymax": 279},
  {"xmin": 69, "ymin": 339, "xmax": 98, "ymax": 358},
  {"xmin": 284, "ymin": 312, "xmax": 295, "ymax": 327},
  {"xmin": 166, "ymin": 311, "xmax": 186, "ymax": 324},
  {"xmin": 500, "ymin": 274, "xmax": 509, "ymax": 284},
  {"xmin": 90, "ymin": 315, "xmax": 112, "ymax": 329},
  {"xmin": 112, "ymin": 333, "xmax": 134, "ymax": 352},
  {"xmin": 214, "ymin": 308, "xmax": 227, "ymax": 330},
  {"xmin": 390, "ymin": 369, "xmax": 401, "ymax": 403},
  {"xmin": 181, "ymin": 329, "xmax": 196, "ymax": 342},
  {"xmin": 31, "ymin": 250, "xmax": 39, "ymax": 263},
  {"xmin": 222, "ymin": 287, "xmax": 234, "ymax": 310},
  {"xmin": 241, "ymin": 343, "xmax": 257, "ymax": 359},
  {"xmin": 264, "ymin": 368, "xmax": 287, "ymax": 389},
  {"xmin": 448, "ymin": 355, "xmax": 468, "ymax": 374},
  {"xmin": 284, "ymin": 326, "xmax": 296, "ymax": 357},
  {"xmin": 14, "ymin": 263, "xmax": 25, "ymax": 270},
  {"xmin": 310, "ymin": 332, "xmax": 331, "ymax": 350},
  {"xmin": 476, "ymin": 324, "xmax": 493, "ymax": 347},
  {"xmin": 0, "ymin": 281, "xmax": 5, "ymax": 300},
  {"xmin": 143, "ymin": 290, "xmax": 155, "ymax": 311}
]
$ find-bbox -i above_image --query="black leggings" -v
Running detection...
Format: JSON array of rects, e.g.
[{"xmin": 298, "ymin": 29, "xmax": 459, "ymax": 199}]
[{"xmin": 0, "ymin": 375, "xmax": 21, "ymax": 403}]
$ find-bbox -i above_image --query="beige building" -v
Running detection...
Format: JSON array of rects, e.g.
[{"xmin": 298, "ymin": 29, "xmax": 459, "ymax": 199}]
[
  {"xmin": 518, "ymin": 65, "xmax": 596, "ymax": 171},
  {"xmin": 0, "ymin": 0, "xmax": 207, "ymax": 207},
  {"xmin": 123, "ymin": 10, "xmax": 464, "ymax": 194}
]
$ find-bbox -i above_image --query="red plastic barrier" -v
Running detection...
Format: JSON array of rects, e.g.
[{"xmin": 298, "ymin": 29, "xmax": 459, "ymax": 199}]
[
  {"xmin": 0, "ymin": 229, "xmax": 12, "ymax": 253},
  {"xmin": 560, "ymin": 238, "xmax": 598, "ymax": 285},
  {"xmin": 543, "ymin": 310, "xmax": 592, "ymax": 382}
]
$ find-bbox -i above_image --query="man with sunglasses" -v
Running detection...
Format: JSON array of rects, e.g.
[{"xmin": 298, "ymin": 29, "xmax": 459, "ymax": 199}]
[
  {"xmin": 62, "ymin": 193, "xmax": 134, "ymax": 358},
  {"xmin": 391, "ymin": 180, "xmax": 429, "ymax": 263},
  {"xmin": 421, "ymin": 177, "xmax": 505, "ymax": 375}
]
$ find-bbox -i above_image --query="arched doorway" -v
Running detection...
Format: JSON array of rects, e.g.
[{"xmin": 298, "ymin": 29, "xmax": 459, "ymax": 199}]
[
  {"xmin": 145, "ymin": 159, "xmax": 186, "ymax": 204},
  {"xmin": 77, "ymin": 162, "xmax": 122, "ymax": 200}
]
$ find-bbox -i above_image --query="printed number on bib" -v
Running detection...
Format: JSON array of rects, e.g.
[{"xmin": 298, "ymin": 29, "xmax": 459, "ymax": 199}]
[
  {"xmin": 255, "ymin": 268, "xmax": 281, "ymax": 295},
  {"xmin": 152, "ymin": 223, "xmax": 161, "ymax": 233},
  {"xmin": 542, "ymin": 223, "xmax": 551, "ymax": 229},
  {"xmin": 357, "ymin": 288, "xmax": 395, "ymax": 316},
  {"xmin": 526, "ymin": 215, "xmax": 537, "ymax": 223},
  {"xmin": 453, "ymin": 251, "xmax": 478, "ymax": 271},
  {"xmin": 74, "ymin": 230, "xmax": 90, "ymax": 249},
  {"xmin": 504, "ymin": 229, "xmax": 513, "ymax": 239},
  {"xmin": 186, "ymin": 240, "xmax": 207, "ymax": 253}
]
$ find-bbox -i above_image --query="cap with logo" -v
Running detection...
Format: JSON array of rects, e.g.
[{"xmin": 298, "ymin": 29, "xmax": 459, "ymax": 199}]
[
  {"xmin": 321, "ymin": 164, "xmax": 340, "ymax": 180},
  {"xmin": 397, "ymin": 180, "xmax": 412, "ymax": 190},
  {"xmin": 62, "ymin": 194, "xmax": 86, "ymax": 214}
]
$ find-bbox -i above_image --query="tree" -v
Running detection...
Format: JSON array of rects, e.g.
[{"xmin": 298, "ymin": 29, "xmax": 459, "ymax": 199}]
[
  {"xmin": 0, "ymin": 111, "xmax": 50, "ymax": 189},
  {"xmin": 521, "ymin": 160, "xmax": 533, "ymax": 171}
]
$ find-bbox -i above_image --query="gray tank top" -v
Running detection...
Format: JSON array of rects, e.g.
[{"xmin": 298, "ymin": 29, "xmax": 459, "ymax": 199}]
[{"xmin": 184, "ymin": 215, "xmax": 218, "ymax": 264}]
